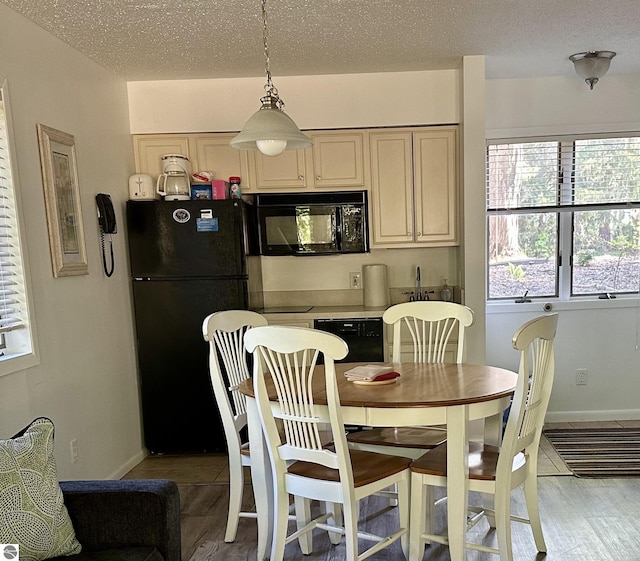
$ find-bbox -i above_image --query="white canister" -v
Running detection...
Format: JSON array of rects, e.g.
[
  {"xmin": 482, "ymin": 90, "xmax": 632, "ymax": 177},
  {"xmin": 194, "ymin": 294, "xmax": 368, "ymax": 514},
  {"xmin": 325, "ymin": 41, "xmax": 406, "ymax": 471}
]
[{"xmin": 363, "ymin": 264, "xmax": 389, "ymax": 308}]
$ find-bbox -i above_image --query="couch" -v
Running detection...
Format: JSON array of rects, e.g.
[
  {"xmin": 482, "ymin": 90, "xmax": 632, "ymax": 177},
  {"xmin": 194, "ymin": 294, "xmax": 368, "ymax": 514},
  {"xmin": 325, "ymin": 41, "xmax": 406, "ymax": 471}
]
[{"xmin": 51, "ymin": 479, "xmax": 182, "ymax": 561}]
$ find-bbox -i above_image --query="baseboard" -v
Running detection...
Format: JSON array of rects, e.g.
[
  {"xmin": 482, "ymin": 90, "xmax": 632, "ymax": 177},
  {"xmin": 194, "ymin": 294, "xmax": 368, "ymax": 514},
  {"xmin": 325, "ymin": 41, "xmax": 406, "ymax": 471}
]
[
  {"xmin": 546, "ymin": 409, "xmax": 640, "ymax": 423},
  {"xmin": 107, "ymin": 449, "xmax": 148, "ymax": 480}
]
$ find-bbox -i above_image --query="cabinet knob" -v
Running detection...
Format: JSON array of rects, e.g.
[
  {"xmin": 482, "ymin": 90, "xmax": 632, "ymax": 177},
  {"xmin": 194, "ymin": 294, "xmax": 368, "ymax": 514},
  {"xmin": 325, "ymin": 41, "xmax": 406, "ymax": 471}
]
[
  {"xmin": 298, "ymin": 175, "xmax": 304, "ymax": 181},
  {"xmin": 417, "ymin": 232, "xmax": 422, "ymax": 237},
  {"xmin": 316, "ymin": 175, "xmax": 321, "ymax": 180}
]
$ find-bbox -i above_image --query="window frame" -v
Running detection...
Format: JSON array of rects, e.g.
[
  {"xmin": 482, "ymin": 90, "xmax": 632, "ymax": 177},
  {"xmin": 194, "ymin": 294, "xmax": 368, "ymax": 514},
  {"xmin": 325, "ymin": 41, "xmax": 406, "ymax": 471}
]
[
  {"xmin": 0, "ymin": 79, "xmax": 39, "ymax": 377},
  {"xmin": 486, "ymin": 132, "xmax": 640, "ymax": 304}
]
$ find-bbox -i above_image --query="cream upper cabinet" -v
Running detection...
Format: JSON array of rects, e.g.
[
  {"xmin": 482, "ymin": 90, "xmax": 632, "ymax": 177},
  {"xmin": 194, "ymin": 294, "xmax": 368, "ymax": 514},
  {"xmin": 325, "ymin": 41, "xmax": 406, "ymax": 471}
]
[
  {"xmin": 244, "ymin": 130, "xmax": 368, "ymax": 192},
  {"xmin": 308, "ymin": 131, "xmax": 368, "ymax": 188},
  {"xmin": 193, "ymin": 135, "xmax": 249, "ymax": 186},
  {"xmin": 369, "ymin": 127, "xmax": 459, "ymax": 248},
  {"xmin": 412, "ymin": 129, "xmax": 458, "ymax": 245},
  {"xmin": 246, "ymin": 148, "xmax": 309, "ymax": 191},
  {"xmin": 369, "ymin": 131, "xmax": 414, "ymax": 246},
  {"xmin": 134, "ymin": 134, "xmax": 250, "ymax": 188},
  {"xmin": 133, "ymin": 135, "xmax": 191, "ymax": 179}
]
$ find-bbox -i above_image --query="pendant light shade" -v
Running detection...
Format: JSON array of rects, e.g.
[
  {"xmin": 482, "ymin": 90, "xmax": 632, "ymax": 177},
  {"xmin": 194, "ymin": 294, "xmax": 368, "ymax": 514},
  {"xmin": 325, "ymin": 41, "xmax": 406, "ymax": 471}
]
[
  {"xmin": 569, "ymin": 51, "xmax": 616, "ymax": 90},
  {"xmin": 230, "ymin": 94, "xmax": 311, "ymax": 156},
  {"xmin": 230, "ymin": 0, "xmax": 311, "ymax": 157}
]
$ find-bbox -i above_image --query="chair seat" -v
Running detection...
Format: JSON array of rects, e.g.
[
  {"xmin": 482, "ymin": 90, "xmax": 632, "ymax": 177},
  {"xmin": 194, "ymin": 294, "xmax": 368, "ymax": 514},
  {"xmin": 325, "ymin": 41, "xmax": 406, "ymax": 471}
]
[
  {"xmin": 411, "ymin": 441, "xmax": 526, "ymax": 481},
  {"xmin": 288, "ymin": 449, "xmax": 412, "ymax": 487},
  {"xmin": 347, "ymin": 427, "xmax": 447, "ymax": 449}
]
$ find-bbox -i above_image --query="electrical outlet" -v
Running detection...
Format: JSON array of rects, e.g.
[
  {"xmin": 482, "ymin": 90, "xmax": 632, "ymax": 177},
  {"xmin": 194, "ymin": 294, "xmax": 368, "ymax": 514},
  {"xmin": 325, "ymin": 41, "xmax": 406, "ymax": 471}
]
[
  {"xmin": 70, "ymin": 439, "xmax": 79, "ymax": 463},
  {"xmin": 576, "ymin": 368, "xmax": 588, "ymax": 385},
  {"xmin": 349, "ymin": 272, "xmax": 361, "ymax": 289}
]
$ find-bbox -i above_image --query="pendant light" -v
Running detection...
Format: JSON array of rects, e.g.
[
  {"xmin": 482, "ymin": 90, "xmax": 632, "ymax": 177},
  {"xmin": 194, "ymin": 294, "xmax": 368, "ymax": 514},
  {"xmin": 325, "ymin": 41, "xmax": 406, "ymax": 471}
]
[
  {"xmin": 230, "ymin": 0, "xmax": 311, "ymax": 157},
  {"xmin": 569, "ymin": 51, "xmax": 616, "ymax": 90}
]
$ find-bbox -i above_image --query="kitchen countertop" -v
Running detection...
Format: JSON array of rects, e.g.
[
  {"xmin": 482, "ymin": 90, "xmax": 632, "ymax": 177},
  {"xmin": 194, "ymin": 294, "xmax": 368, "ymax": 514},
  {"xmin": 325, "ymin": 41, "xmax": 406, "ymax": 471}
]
[{"xmin": 258, "ymin": 304, "xmax": 388, "ymax": 320}]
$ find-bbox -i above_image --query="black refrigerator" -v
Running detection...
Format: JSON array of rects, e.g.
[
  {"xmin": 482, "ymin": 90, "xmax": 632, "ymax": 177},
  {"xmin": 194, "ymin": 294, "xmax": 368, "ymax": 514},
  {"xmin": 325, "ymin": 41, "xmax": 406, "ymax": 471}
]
[{"xmin": 126, "ymin": 199, "xmax": 263, "ymax": 454}]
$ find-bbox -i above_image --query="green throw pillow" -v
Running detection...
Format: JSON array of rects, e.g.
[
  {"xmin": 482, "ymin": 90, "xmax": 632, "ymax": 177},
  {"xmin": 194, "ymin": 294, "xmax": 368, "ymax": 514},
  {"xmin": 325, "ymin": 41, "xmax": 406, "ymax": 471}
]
[{"xmin": 0, "ymin": 418, "xmax": 81, "ymax": 561}]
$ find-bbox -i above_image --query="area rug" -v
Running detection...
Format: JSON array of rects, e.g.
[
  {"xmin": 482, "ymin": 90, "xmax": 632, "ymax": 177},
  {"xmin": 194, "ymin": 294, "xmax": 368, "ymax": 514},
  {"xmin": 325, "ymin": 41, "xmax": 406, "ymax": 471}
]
[{"xmin": 543, "ymin": 427, "xmax": 640, "ymax": 477}]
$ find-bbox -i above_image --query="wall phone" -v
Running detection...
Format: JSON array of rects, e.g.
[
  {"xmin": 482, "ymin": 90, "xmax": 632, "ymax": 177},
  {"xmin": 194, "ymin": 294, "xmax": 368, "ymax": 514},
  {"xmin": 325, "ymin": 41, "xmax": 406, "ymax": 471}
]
[
  {"xmin": 96, "ymin": 193, "xmax": 116, "ymax": 277},
  {"xmin": 96, "ymin": 193, "xmax": 117, "ymax": 234}
]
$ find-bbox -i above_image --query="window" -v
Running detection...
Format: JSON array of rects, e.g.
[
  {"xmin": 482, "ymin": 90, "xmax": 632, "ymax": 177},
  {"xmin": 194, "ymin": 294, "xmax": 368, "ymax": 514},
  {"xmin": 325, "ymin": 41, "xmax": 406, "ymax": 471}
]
[
  {"xmin": 0, "ymin": 81, "xmax": 36, "ymax": 372},
  {"xmin": 486, "ymin": 135, "xmax": 640, "ymax": 300}
]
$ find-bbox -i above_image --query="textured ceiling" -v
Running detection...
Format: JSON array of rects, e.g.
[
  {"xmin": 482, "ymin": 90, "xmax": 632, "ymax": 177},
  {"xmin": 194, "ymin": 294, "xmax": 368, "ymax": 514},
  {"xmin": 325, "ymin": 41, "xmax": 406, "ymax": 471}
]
[{"xmin": 2, "ymin": 0, "xmax": 640, "ymax": 82}]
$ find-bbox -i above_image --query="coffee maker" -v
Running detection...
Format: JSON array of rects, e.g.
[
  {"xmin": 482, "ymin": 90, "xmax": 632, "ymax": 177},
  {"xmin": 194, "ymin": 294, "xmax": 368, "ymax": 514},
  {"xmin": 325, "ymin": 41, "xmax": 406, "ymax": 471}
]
[{"xmin": 156, "ymin": 154, "xmax": 191, "ymax": 201}]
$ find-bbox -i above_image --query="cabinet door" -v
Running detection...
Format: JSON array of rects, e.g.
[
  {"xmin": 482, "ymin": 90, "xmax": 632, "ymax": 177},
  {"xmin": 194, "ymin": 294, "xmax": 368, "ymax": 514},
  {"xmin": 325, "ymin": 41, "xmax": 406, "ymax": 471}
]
[
  {"xmin": 194, "ymin": 135, "xmax": 249, "ymax": 187},
  {"xmin": 369, "ymin": 131, "xmax": 414, "ymax": 247},
  {"xmin": 413, "ymin": 128, "xmax": 458, "ymax": 245},
  {"xmin": 310, "ymin": 132, "xmax": 368, "ymax": 188},
  {"xmin": 133, "ymin": 135, "xmax": 191, "ymax": 179},
  {"xmin": 249, "ymin": 149, "xmax": 308, "ymax": 190}
]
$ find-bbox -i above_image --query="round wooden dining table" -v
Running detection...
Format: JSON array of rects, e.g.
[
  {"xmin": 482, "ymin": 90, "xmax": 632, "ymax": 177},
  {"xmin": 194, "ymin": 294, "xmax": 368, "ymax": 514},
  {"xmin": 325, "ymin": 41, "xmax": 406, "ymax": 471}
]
[{"xmin": 240, "ymin": 361, "xmax": 517, "ymax": 561}]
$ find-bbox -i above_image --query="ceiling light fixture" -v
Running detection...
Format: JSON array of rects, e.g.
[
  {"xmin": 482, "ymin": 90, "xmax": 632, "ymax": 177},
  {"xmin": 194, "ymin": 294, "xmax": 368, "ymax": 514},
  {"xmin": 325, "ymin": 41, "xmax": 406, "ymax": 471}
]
[
  {"xmin": 569, "ymin": 51, "xmax": 616, "ymax": 90},
  {"xmin": 230, "ymin": 0, "xmax": 311, "ymax": 157}
]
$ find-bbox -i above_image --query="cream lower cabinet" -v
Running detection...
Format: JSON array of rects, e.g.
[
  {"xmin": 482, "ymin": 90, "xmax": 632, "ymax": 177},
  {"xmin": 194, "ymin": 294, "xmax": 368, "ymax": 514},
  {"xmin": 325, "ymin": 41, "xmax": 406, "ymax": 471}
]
[
  {"xmin": 385, "ymin": 325, "xmax": 457, "ymax": 363},
  {"xmin": 369, "ymin": 127, "xmax": 459, "ymax": 248},
  {"xmin": 261, "ymin": 317, "xmax": 313, "ymax": 329}
]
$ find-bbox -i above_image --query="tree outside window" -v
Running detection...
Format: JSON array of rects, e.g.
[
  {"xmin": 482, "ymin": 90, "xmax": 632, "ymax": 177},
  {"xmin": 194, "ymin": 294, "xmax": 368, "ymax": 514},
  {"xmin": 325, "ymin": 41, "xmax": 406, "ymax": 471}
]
[{"xmin": 487, "ymin": 137, "xmax": 640, "ymax": 300}]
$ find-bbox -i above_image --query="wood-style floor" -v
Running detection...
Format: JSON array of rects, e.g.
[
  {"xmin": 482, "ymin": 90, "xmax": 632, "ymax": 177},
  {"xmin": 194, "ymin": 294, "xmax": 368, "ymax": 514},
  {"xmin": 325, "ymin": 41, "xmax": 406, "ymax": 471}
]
[{"xmin": 123, "ymin": 420, "xmax": 640, "ymax": 561}]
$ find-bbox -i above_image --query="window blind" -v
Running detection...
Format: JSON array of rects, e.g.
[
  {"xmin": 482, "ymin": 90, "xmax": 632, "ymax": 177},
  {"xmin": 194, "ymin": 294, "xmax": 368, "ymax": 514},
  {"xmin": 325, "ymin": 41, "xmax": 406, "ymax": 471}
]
[
  {"xmin": 0, "ymin": 93, "xmax": 27, "ymax": 335},
  {"xmin": 487, "ymin": 137, "xmax": 640, "ymax": 213}
]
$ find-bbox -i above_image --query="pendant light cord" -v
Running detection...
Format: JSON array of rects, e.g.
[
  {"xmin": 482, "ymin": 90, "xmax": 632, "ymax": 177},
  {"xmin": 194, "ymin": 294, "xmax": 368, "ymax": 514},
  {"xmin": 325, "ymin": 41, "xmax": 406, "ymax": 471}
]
[{"xmin": 261, "ymin": 0, "xmax": 284, "ymax": 109}]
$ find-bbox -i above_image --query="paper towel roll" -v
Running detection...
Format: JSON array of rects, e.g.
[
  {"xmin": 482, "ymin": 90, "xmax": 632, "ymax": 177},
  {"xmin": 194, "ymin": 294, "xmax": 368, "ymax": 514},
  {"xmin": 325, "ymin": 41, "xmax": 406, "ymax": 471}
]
[{"xmin": 363, "ymin": 264, "xmax": 389, "ymax": 308}]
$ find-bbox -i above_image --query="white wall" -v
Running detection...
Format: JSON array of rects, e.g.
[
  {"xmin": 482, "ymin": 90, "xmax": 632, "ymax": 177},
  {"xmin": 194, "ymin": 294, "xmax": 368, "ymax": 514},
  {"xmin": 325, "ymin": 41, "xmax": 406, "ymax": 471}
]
[
  {"xmin": 460, "ymin": 56, "xmax": 487, "ymax": 363},
  {"xmin": 486, "ymin": 303, "xmax": 640, "ymax": 422},
  {"xmin": 485, "ymin": 74, "xmax": 640, "ymax": 421},
  {"xmin": 128, "ymin": 70, "xmax": 460, "ymax": 133},
  {"xmin": 0, "ymin": 4, "xmax": 143, "ymax": 479},
  {"xmin": 260, "ymin": 247, "xmax": 457, "ymax": 293}
]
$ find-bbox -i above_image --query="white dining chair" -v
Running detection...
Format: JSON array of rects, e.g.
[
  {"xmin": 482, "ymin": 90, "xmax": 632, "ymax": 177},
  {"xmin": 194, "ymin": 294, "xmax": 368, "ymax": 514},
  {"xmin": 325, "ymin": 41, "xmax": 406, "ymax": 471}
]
[
  {"xmin": 244, "ymin": 325, "xmax": 412, "ymax": 561},
  {"xmin": 347, "ymin": 301, "xmax": 475, "ymax": 459},
  {"xmin": 202, "ymin": 309, "xmax": 268, "ymax": 542},
  {"xmin": 408, "ymin": 313, "xmax": 558, "ymax": 561}
]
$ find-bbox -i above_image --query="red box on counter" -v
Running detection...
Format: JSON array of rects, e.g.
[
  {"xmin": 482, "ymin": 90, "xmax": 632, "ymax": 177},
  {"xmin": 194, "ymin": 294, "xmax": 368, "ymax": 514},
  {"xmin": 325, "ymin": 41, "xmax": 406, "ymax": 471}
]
[{"xmin": 211, "ymin": 180, "xmax": 229, "ymax": 200}]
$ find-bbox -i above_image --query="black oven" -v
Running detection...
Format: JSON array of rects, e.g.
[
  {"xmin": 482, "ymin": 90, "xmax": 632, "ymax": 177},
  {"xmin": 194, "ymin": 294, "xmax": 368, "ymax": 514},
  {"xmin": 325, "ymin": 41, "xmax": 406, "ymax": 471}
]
[{"xmin": 255, "ymin": 191, "xmax": 369, "ymax": 256}]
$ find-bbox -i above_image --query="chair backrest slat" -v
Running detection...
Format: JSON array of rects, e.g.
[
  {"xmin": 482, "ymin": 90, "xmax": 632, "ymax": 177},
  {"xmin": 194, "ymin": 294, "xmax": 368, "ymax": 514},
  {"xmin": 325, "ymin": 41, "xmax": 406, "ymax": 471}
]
[
  {"xmin": 384, "ymin": 301, "xmax": 474, "ymax": 364},
  {"xmin": 245, "ymin": 326, "xmax": 349, "ymax": 473},
  {"xmin": 203, "ymin": 310, "xmax": 268, "ymax": 445},
  {"xmin": 499, "ymin": 313, "xmax": 558, "ymax": 476}
]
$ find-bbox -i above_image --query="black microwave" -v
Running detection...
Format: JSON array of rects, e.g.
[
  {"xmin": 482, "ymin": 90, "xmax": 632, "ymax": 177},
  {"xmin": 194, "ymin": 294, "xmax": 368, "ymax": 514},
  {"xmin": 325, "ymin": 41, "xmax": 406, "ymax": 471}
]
[{"xmin": 255, "ymin": 191, "xmax": 369, "ymax": 256}]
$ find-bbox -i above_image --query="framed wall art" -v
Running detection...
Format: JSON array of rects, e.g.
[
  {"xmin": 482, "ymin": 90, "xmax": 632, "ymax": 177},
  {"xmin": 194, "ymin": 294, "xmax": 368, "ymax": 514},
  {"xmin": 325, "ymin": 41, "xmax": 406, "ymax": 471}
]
[{"xmin": 36, "ymin": 124, "xmax": 88, "ymax": 277}]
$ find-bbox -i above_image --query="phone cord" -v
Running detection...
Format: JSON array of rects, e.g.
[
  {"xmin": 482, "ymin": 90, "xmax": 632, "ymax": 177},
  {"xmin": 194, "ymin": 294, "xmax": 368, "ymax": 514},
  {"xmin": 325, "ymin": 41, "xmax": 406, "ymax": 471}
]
[{"xmin": 100, "ymin": 231, "xmax": 114, "ymax": 277}]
